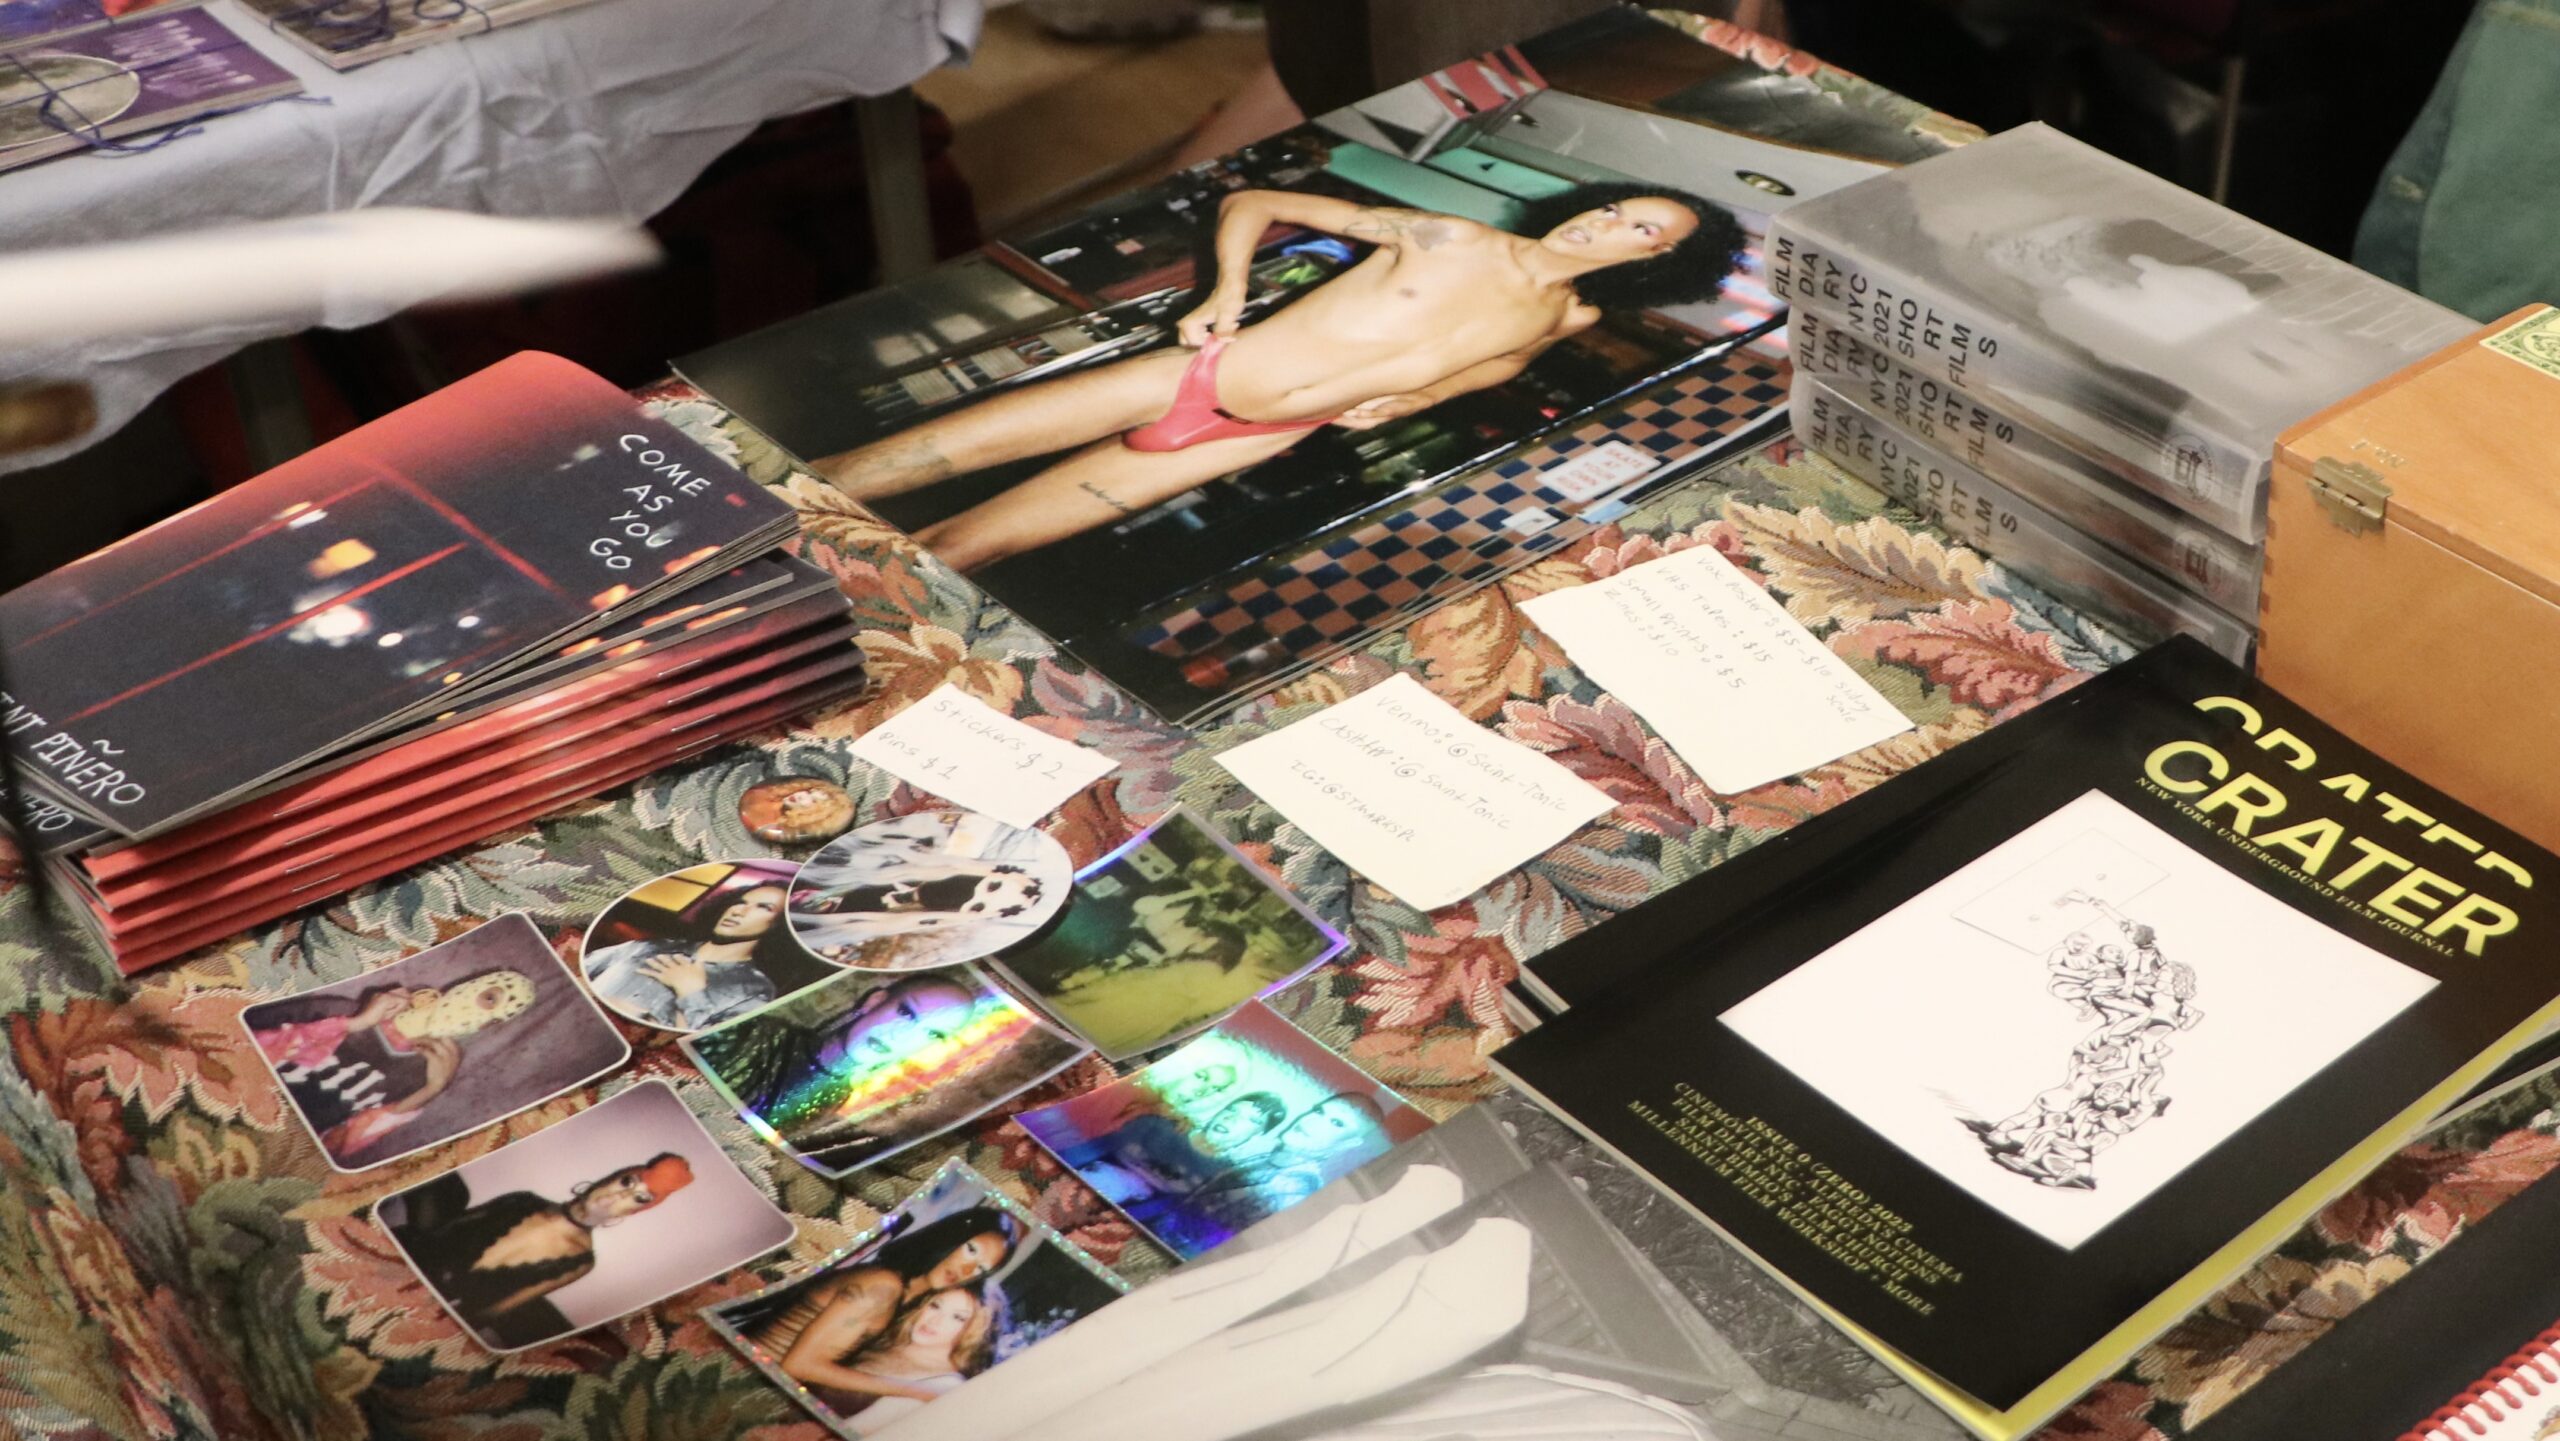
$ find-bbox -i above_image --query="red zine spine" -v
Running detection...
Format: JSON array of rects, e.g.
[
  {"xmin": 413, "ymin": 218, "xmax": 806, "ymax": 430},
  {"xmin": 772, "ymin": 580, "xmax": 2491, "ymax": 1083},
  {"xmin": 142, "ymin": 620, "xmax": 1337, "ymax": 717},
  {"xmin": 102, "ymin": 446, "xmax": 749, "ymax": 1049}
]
[{"xmin": 2401, "ymin": 1321, "xmax": 2560, "ymax": 1440}]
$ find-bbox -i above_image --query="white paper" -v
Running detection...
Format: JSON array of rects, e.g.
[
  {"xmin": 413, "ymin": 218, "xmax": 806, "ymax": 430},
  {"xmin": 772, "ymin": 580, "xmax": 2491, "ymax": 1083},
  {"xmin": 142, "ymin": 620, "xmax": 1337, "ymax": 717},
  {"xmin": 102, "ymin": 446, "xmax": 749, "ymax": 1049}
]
[
  {"xmin": 1722, "ymin": 790, "xmax": 2436, "ymax": 1248},
  {"xmin": 1951, "ymin": 831, "xmax": 2165, "ymax": 952},
  {"xmin": 1519, "ymin": 546, "xmax": 1913, "ymax": 793},
  {"xmin": 851, "ymin": 685, "xmax": 1117, "ymax": 827},
  {"xmin": 1214, "ymin": 674, "xmax": 1615, "ymax": 910}
]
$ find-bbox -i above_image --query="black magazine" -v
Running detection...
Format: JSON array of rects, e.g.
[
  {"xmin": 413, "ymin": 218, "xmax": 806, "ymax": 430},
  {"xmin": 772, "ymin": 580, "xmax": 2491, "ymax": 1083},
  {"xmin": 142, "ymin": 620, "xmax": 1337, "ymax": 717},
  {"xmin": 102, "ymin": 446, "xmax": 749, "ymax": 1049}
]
[
  {"xmin": 2185, "ymin": 1121, "xmax": 2560, "ymax": 1441},
  {"xmin": 1491, "ymin": 638, "xmax": 2560, "ymax": 1439}
]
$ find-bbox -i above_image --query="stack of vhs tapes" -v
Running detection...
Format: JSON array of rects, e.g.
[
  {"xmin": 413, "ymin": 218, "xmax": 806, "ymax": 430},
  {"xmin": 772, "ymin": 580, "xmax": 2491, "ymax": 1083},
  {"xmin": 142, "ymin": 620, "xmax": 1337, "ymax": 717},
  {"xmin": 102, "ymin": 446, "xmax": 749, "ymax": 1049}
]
[{"xmin": 1769, "ymin": 123, "xmax": 2474, "ymax": 660}]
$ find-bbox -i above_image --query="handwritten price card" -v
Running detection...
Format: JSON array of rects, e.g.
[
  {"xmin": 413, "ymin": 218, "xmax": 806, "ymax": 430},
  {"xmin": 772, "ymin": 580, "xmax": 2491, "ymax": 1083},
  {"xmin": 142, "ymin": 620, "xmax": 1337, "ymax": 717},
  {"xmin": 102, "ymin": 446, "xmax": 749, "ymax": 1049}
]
[
  {"xmin": 1519, "ymin": 545, "xmax": 1913, "ymax": 794},
  {"xmin": 1214, "ymin": 673, "xmax": 1614, "ymax": 910},
  {"xmin": 850, "ymin": 685, "xmax": 1116, "ymax": 827}
]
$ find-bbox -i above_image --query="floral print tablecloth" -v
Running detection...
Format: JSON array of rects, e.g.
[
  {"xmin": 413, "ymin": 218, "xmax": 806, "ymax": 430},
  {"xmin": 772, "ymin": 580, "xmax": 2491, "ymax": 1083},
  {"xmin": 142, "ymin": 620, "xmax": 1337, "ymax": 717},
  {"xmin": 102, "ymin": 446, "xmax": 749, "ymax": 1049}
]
[
  {"xmin": 6, "ymin": 385, "xmax": 2538, "ymax": 1441},
  {"xmin": 1, "ymin": 36, "xmax": 2537, "ymax": 1437}
]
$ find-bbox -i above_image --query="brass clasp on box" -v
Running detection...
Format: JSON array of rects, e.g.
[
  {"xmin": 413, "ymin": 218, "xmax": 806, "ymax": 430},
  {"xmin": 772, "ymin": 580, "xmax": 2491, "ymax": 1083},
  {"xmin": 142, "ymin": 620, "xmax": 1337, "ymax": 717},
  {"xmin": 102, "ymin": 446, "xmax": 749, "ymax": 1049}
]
[{"xmin": 2308, "ymin": 458, "xmax": 2392, "ymax": 536}]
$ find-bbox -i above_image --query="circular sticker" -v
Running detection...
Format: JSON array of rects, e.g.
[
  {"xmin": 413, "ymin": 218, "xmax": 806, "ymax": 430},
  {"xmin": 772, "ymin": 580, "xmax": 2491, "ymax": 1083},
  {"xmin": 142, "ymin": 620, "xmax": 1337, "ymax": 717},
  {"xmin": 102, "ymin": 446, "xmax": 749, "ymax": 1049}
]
[
  {"xmin": 1, "ymin": 57, "xmax": 138, "ymax": 154},
  {"xmin": 580, "ymin": 859, "xmax": 837, "ymax": 1032},
  {"xmin": 739, "ymin": 776, "xmax": 857, "ymax": 846},
  {"xmin": 788, "ymin": 807, "xmax": 1073, "ymax": 971}
]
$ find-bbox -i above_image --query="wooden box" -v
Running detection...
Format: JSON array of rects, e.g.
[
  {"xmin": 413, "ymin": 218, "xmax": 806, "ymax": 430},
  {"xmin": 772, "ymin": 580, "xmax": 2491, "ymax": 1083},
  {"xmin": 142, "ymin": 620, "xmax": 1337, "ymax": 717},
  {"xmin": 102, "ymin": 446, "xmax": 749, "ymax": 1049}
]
[{"xmin": 2264, "ymin": 304, "xmax": 2560, "ymax": 853}]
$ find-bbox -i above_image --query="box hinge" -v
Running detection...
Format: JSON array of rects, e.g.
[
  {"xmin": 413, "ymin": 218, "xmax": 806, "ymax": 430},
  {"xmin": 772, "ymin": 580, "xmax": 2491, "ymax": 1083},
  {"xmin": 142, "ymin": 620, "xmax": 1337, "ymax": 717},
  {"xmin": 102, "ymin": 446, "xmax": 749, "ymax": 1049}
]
[{"xmin": 2308, "ymin": 458, "xmax": 2391, "ymax": 536}]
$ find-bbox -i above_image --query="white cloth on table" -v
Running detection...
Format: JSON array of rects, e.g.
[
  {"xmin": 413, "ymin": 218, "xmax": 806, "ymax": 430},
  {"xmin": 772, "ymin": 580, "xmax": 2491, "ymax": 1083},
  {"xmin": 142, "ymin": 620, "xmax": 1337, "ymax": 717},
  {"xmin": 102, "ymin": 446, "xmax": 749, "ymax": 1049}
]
[{"xmin": 0, "ymin": 0, "xmax": 983, "ymax": 474}]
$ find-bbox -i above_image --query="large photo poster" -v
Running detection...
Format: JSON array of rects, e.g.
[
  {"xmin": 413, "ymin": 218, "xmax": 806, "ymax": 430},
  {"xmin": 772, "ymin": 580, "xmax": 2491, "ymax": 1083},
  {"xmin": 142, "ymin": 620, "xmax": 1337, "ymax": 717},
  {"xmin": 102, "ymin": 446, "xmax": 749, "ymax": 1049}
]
[{"xmin": 677, "ymin": 18, "xmax": 1894, "ymax": 725}]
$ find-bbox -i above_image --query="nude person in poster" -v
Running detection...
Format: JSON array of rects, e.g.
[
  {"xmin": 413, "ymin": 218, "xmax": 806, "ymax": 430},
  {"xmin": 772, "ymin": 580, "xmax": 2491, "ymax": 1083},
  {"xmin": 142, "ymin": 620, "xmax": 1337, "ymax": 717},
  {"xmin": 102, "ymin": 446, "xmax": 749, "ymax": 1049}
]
[{"xmin": 811, "ymin": 183, "xmax": 1747, "ymax": 571}]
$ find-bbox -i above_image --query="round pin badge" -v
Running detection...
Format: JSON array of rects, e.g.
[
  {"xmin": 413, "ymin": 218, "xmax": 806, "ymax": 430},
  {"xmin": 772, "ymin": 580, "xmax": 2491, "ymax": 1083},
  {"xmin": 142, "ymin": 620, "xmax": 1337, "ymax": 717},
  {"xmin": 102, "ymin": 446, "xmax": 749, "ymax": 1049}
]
[{"xmin": 739, "ymin": 776, "xmax": 858, "ymax": 846}]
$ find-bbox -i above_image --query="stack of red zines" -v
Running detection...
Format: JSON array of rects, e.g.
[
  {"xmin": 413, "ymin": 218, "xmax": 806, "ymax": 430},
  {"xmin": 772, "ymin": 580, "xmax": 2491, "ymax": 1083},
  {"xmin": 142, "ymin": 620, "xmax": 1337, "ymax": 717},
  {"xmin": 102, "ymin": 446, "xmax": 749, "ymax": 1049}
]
[{"xmin": 0, "ymin": 353, "xmax": 864, "ymax": 973}]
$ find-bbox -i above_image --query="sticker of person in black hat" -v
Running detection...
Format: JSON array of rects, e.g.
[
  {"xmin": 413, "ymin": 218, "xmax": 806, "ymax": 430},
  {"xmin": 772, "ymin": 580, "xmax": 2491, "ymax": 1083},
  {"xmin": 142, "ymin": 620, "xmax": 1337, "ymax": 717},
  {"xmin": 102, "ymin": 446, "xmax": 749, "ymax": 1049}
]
[{"xmin": 375, "ymin": 1081, "xmax": 794, "ymax": 1352}]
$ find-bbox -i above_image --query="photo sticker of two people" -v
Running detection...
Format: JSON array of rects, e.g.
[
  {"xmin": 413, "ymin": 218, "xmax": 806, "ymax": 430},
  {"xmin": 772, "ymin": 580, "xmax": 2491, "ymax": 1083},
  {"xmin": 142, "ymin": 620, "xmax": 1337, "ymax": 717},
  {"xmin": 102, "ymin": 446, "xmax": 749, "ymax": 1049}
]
[
  {"xmin": 707, "ymin": 1160, "xmax": 1124, "ymax": 1438},
  {"xmin": 787, "ymin": 807, "xmax": 1074, "ymax": 972},
  {"xmin": 993, "ymin": 809, "xmax": 1349, "ymax": 1060},
  {"xmin": 681, "ymin": 965, "xmax": 1087, "ymax": 1178},
  {"xmin": 242, "ymin": 912, "xmax": 629, "ymax": 1171},
  {"xmin": 373, "ymin": 1080, "xmax": 793, "ymax": 1353},
  {"xmin": 1016, "ymin": 1000, "xmax": 1430, "ymax": 1260},
  {"xmin": 581, "ymin": 859, "xmax": 841, "ymax": 1033}
]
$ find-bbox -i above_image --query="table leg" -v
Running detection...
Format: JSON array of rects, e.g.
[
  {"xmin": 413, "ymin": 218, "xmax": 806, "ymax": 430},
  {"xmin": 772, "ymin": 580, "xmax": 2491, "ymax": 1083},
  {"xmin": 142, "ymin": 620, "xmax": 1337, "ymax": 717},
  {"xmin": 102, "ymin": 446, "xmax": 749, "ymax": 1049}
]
[
  {"xmin": 858, "ymin": 86, "xmax": 937, "ymax": 284},
  {"xmin": 226, "ymin": 339, "xmax": 315, "ymax": 471},
  {"xmin": 2209, "ymin": 54, "xmax": 2245, "ymax": 206}
]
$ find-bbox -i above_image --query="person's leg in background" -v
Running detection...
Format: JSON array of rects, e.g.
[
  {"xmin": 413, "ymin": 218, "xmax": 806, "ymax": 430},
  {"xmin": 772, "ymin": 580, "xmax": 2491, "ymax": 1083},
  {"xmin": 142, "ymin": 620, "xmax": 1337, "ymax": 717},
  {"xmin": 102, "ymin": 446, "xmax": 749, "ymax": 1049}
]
[
  {"xmin": 1263, "ymin": 0, "xmax": 1613, "ymax": 123},
  {"xmin": 1167, "ymin": 58, "xmax": 1306, "ymax": 170},
  {"xmin": 1173, "ymin": 2, "xmax": 1795, "ymax": 177},
  {"xmin": 912, "ymin": 426, "xmax": 1310, "ymax": 571},
  {"xmin": 813, "ymin": 350, "xmax": 1192, "ymax": 502}
]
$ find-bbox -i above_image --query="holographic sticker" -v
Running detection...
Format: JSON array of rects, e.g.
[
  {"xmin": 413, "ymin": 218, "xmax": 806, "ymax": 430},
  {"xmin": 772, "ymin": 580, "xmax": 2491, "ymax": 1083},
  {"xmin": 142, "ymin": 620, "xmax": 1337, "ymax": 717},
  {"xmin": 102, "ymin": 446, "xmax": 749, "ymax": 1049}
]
[
  {"xmin": 1016, "ymin": 1001, "xmax": 1431, "ymax": 1260},
  {"xmin": 992, "ymin": 808, "xmax": 1351, "ymax": 1061},
  {"xmin": 704, "ymin": 1159, "xmax": 1126, "ymax": 1439},
  {"xmin": 683, "ymin": 964, "xmax": 1087, "ymax": 1178},
  {"xmin": 788, "ymin": 807, "xmax": 1074, "ymax": 972}
]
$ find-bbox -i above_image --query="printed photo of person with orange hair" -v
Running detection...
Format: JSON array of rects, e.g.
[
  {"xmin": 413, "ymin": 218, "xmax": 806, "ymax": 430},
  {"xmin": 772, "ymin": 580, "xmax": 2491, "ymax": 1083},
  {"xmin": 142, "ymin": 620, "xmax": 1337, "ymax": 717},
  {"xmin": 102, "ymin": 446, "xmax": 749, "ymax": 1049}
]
[{"xmin": 376, "ymin": 1081, "xmax": 794, "ymax": 1352}]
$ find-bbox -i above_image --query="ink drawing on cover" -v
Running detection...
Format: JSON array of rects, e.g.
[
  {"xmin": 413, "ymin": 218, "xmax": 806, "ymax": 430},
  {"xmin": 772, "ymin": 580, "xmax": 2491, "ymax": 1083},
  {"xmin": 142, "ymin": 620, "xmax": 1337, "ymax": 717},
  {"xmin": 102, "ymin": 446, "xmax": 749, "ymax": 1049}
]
[{"xmin": 1722, "ymin": 789, "xmax": 2435, "ymax": 1248}]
